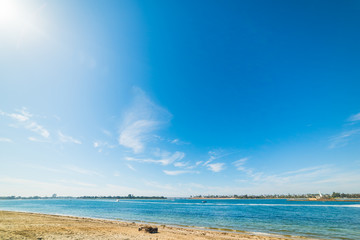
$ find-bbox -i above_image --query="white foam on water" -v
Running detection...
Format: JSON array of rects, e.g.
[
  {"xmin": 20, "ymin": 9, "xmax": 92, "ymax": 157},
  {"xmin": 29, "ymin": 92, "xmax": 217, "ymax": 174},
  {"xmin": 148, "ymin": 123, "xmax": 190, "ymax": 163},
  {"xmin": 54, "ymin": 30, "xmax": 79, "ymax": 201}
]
[{"xmin": 111, "ymin": 200, "xmax": 360, "ymax": 208}]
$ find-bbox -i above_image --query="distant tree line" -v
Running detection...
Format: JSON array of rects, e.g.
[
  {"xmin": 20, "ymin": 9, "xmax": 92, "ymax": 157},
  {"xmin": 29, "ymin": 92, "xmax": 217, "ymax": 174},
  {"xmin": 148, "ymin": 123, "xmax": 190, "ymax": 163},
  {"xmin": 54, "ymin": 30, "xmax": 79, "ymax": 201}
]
[
  {"xmin": 79, "ymin": 194, "xmax": 166, "ymax": 200},
  {"xmin": 330, "ymin": 192, "xmax": 360, "ymax": 198},
  {"xmin": 190, "ymin": 192, "xmax": 360, "ymax": 199},
  {"xmin": 0, "ymin": 194, "xmax": 166, "ymax": 200},
  {"xmin": 2, "ymin": 192, "xmax": 360, "ymax": 200}
]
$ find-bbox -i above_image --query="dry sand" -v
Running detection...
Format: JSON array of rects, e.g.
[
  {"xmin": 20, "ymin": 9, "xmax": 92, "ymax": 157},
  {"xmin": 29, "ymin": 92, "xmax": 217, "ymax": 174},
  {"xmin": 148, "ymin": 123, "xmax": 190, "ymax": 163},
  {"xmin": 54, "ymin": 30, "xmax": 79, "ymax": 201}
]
[{"xmin": 0, "ymin": 210, "xmax": 308, "ymax": 240}]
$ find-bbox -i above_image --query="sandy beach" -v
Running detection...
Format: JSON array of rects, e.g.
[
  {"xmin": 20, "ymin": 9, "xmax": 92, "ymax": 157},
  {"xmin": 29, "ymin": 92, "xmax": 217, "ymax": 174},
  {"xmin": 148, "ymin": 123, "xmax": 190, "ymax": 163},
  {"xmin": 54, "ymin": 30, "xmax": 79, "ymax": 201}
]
[{"xmin": 0, "ymin": 210, "xmax": 308, "ymax": 240}]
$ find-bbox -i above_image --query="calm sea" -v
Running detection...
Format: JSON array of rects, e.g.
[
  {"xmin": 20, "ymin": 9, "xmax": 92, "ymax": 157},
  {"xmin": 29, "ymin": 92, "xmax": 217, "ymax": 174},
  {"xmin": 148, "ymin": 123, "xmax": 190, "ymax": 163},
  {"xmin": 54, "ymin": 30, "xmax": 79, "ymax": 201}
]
[{"xmin": 0, "ymin": 199, "xmax": 359, "ymax": 239}]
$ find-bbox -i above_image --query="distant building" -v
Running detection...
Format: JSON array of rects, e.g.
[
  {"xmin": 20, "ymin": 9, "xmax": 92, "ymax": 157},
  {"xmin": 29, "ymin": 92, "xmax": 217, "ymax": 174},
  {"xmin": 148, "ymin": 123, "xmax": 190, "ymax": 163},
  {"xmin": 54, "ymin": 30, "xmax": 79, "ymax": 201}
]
[{"xmin": 52, "ymin": 194, "xmax": 57, "ymax": 198}]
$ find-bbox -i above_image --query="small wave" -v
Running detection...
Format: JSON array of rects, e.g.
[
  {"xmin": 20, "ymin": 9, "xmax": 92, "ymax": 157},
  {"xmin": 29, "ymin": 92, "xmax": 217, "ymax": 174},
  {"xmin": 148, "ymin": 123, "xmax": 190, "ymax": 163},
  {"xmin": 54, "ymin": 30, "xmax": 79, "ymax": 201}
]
[
  {"xmin": 210, "ymin": 203, "xmax": 360, "ymax": 208},
  {"xmin": 112, "ymin": 200, "xmax": 360, "ymax": 208}
]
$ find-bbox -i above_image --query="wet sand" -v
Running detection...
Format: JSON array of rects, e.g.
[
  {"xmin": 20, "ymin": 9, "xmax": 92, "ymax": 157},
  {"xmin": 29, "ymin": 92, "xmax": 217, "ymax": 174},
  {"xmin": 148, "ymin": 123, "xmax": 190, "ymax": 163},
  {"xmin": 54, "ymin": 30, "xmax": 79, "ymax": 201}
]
[{"xmin": 0, "ymin": 210, "xmax": 308, "ymax": 240}]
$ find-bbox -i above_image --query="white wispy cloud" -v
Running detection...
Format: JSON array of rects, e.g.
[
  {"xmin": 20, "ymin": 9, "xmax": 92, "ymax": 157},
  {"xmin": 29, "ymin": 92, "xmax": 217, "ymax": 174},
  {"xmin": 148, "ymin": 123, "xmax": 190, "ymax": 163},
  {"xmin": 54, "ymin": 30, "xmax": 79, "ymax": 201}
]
[
  {"xmin": 233, "ymin": 159, "xmax": 335, "ymax": 188},
  {"xmin": 93, "ymin": 141, "xmax": 100, "ymax": 148},
  {"xmin": 170, "ymin": 138, "xmax": 189, "ymax": 145},
  {"xmin": 8, "ymin": 113, "xmax": 29, "ymax": 122},
  {"xmin": 102, "ymin": 129, "xmax": 112, "ymax": 136},
  {"xmin": 125, "ymin": 151, "xmax": 185, "ymax": 166},
  {"xmin": 171, "ymin": 139, "xmax": 180, "ymax": 144},
  {"xmin": 92, "ymin": 141, "xmax": 116, "ymax": 153},
  {"xmin": 329, "ymin": 112, "xmax": 360, "ymax": 148},
  {"xmin": 174, "ymin": 160, "xmax": 204, "ymax": 170},
  {"xmin": 203, "ymin": 149, "xmax": 233, "ymax": 166},
  {"xmin": 329, "ymin": 129, "xmax": 360, "ymax": 149},
  {"xmin": 232, "ymin": 158, "xmax": 264, "ymax": 180},
  {"xmin": 119, "ymin": 120, "xmax": 157, "ymax": 153},
  {"xmin": 163, "ymin": 170, "xmax": 198, "ymax": 176},
  {"xmin": 58, "ymin": 131, "xmax": 81, "ymax": 144},
  {"xmin": 0, "ymin": 137, "xmax": 13, "ymax": 143},
  {"xmin": 348, "ymin": 112, "xmax": 360, "ymax": 122},
  {"xmin": 203, "ymin": 152, "xmax": 217, "ymax": 166},
  {"xmin": 207, "ymin": 163, "xmax": 225, "ymax": 172},
  {"xmin": 1, "ymin": 108, "xmax": 50, "ymax": 139},
  {"xmin": 174, "ymin": 162, "xmax": 188, "ymax": 167},
  {"xmin": 250, "ymin": 165, "xmax": 341, "ymax": 192},
  {"xmin": 118, "ymin": 88, "xmax": 172, "ymax": 153},
  {"xmin": 187, "ymin": 161, "xmax": 203, "ymax": 169},
  {"xmin": 126, "ymin": 164, "xmax": 136, "ymax": 171},
  {"xmin": 233, "ymin": 157, "xmax": 249, "ymax": 170},
  {"xmin": 280, "ymin": 165, "xmax": 331, "ymax": 176},
  {"xmin": 27, "ymin": 121, "xmax": 50, "ymax": 138},
  {"xmin": 28, "ymin": 136, "xmax": 49, "ymax": 142},
  {"xmin": 202, "ymin": 150, "xmax": 231, "ymax": 172}
]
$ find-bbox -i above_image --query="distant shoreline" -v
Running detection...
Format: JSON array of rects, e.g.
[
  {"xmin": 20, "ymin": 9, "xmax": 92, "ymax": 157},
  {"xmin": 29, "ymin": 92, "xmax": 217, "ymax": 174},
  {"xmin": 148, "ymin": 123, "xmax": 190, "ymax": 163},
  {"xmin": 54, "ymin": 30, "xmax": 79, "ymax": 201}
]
[
  {"xmin": 3, "ymin": 197, "xmax": 360, "ymax": 203},
  {"xmin": 190, "ymin": 197, "xmax": 360, "ymax": 202},
  {"xmin": 190, "ymin": 197, "xmax": 287, "ymax": 200},
  {"xmin": 286, "ymin": 198, "xmax": 360, "ymax": 202},
  {"xmin": 0, "ymin": 196, "xmax": 167, "ymax": 200}
]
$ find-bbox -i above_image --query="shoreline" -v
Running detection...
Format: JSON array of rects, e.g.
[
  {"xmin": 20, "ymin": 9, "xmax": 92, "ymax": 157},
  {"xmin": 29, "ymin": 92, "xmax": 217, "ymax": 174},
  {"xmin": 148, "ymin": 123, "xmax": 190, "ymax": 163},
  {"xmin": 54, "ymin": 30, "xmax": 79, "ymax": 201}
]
[
  {"xmin": 190, "ymin": 198, "xmax": 360, "ymax": 202},
  {"xmin": 0, "ymin": 210, "xmax": 312, "ymax": 240}
]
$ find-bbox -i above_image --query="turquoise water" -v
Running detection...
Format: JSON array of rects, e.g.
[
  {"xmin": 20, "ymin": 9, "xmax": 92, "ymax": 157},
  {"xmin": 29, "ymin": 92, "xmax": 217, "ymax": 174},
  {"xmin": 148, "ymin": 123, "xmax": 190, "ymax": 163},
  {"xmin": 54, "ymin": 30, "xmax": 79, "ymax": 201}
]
[{"xmin": 0, "ymin": 199, "xmax": 359, "ymax": 239}]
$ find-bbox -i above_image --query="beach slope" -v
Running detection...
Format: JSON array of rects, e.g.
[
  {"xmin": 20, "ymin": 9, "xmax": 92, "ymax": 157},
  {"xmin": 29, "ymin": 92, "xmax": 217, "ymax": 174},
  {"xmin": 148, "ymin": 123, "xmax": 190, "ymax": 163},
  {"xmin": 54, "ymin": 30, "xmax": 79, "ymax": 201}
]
[{"xmin": 0, "ymin": 210, "xmax": 304, "ymax": 240}]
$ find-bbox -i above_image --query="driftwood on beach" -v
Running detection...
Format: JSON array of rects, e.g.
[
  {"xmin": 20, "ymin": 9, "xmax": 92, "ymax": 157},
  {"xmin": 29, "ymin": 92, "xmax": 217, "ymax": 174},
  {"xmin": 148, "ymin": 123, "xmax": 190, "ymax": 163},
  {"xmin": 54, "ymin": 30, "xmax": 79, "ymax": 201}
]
[{"xmin": 138, "ymin": 226, "xmax": 158, "ymax": 233}]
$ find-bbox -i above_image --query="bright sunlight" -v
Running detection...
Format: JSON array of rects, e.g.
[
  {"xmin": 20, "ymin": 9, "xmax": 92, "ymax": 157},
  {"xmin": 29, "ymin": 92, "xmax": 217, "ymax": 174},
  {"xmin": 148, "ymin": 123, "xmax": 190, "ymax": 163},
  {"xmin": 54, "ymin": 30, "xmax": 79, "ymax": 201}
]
[{"xmin": 0, "ymin": 0, "xmax": 21, "ymax": 26}]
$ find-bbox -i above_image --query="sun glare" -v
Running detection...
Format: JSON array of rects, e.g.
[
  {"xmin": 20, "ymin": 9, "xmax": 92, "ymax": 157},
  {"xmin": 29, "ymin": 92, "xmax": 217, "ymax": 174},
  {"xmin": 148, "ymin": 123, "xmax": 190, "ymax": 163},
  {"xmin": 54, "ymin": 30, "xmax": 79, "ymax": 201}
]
[
  {"xmin": 0, "ymin": 0, "xmax": 20, "ymax": 25},
  {"xmin": 0, "ymin": 0, "xmax": 48, "ymax": 47}
]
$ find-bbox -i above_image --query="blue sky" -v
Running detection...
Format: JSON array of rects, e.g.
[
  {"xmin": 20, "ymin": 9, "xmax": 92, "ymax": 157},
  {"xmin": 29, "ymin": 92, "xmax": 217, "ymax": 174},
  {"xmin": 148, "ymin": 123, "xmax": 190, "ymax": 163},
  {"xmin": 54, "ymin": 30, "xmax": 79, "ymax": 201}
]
[{"xmin": 1, "ymin": 0, "xmax": 360, "ymax": 197}]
